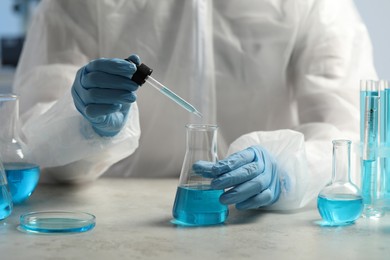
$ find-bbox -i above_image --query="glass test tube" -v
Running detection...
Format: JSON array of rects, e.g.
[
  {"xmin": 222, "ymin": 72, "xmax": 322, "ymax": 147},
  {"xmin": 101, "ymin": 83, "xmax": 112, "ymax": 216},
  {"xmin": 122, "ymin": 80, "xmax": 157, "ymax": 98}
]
[
  {"xmin": 380, "ymin": 80, "xmax": 390, "ymax": 200},
  {"xmin": 361, "ymin": 93, "xmax": 383, "ymax": 218},
  {"xmin": 360, "ymin": 80, "xmax": 379, "ymax": 141}
]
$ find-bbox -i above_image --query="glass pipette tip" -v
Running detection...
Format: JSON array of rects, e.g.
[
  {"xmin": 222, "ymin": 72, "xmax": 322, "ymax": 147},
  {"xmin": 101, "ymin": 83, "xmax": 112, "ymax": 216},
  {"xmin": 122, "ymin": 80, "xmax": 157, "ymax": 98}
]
[{"xmin": 145, "ymin": 76, "xmax": 203, "ymax": 118}]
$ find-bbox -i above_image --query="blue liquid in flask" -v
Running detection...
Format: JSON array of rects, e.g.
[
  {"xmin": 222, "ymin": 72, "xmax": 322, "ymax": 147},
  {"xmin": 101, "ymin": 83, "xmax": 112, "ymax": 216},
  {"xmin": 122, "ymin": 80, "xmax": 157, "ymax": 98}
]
[
  {"xmin": 317, "ymin": 194, "xmax": 363, "ymax": 225},
  {"xmin": 0, "ymin": 184, "xmax": 13, "ymax": 220},
  {"xmin": 4, "ymin": 162, "xmax": 40, "ymax": 204},
  {"xmin": 172, "ymin": 185, "xmax": 228, "ymax": 226}
]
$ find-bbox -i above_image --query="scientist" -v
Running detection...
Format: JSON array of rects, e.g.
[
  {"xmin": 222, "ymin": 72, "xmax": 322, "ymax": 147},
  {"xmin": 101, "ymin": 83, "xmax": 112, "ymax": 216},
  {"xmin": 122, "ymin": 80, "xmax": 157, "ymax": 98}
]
[{"xmin": 13, "ymin": 0, "xmax": 376, "ymax": 210}]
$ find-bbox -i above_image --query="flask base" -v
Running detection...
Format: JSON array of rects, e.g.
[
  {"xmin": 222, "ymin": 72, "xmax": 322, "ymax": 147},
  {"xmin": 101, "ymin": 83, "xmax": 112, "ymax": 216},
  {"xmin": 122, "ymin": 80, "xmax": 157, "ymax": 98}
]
[
  {"xmin": 4, "ymin": 162, "xmax": 40, "ymax": 204},
  {"xmin": 317, "ymin": 194, "xmax": 363, "ymax": 226},
  {"xmin": 171, "ymin": 211, "xmax": 228, "ymax": 227},
  {"xmin": 172, "ymin": 186, "xmax": 229, "ymax": 226}
]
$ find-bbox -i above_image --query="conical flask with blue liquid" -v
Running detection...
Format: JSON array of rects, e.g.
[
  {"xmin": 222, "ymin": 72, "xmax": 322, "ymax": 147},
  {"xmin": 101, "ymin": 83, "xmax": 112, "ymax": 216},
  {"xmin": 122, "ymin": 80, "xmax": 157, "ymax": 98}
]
[
  {"xmin": 0, "ymin": 94, "xmax": 40, "ymax": 204},
  {"xmin": 172, "ymin": 124, "xmax": 228, "ymax": 226}
]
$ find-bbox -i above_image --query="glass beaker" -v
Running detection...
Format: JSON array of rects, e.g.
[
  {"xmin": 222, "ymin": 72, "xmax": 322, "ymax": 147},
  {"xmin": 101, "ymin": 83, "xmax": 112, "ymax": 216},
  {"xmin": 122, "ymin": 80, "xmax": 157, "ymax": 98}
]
[
  {"xmin": 0, "ymin": 94, "xmax": 40, "ymax": 204},
  {"xmin": 172, "ymin": 124, "xmax": 228, "ymax": 226},
  {"xmin": 317, "ymin": 140, "xmax": 363, "ymax": 226},
  {"xmin": 0, "ymin": 156, "xmax": 13, "ymax": 220}
]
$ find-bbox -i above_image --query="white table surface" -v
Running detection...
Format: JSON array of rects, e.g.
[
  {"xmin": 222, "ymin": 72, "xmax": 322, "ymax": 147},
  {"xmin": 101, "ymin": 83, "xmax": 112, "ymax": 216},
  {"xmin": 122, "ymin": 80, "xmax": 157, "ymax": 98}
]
[{"xmin": 1, "ymin": 178, "xmax": 390, "ymax": 260}]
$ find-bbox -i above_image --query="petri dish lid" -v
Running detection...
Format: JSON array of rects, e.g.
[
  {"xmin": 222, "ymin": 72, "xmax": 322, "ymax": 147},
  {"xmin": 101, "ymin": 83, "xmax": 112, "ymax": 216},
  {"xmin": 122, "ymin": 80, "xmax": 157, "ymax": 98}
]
[{"xmin": 19, "ymin": 211, "xmax": 96, "ymax": 234}]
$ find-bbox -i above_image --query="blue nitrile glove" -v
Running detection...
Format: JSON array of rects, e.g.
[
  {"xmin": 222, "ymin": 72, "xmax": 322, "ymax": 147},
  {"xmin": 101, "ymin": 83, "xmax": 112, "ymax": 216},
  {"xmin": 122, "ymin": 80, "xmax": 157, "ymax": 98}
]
[
  {"xmin": 193, "ymin": 145, "xmax": 281, "ymax": 210},
  {"xmin": 71, "ymin": 54, "xmax": 141, "ymax": 137}
]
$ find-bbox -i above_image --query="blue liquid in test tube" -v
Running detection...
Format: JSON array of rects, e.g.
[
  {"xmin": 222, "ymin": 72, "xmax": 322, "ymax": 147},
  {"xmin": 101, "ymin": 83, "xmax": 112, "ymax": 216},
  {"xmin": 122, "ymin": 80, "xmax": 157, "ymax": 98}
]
[
  {"xmin": 361, "ymin": 94, "xmax": 384, "ymax": 218},
  {"xmin": 380, "ymin": 80, "xmax": 390, "ymax": 200}
]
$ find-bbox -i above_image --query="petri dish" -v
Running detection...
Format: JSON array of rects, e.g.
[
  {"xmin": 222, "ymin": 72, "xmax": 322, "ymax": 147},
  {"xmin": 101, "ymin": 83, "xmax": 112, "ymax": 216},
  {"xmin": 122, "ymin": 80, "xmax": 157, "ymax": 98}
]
[{"xmin": 19, "ymin": 211, "xmax": 96, "ymax": 234}]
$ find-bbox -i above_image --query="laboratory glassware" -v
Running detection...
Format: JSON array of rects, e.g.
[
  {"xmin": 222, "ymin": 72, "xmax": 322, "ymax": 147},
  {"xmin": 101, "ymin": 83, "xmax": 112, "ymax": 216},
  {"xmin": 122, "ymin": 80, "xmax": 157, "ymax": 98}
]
[
  {"xmin": 0, "ymin": 94, "xmax": 40, "ymax": 204},
  {"xmin": 20, "ymin": 211, "xmax": 96, "ymax": 233},
  {"xmin": 317, "ymin": 140, "xmax": 363, "ymax": 226},
  {"xmin": 0, "ymin": 156, "xmax": 13, "ymax": 220},
  {"xmin": 360, "ymin": 80, "xmax": 379, "ymax": 140},
  {"xmin": 361, "ymin": 94, "xmax": 384, "ymax": 218},
  {"xmin": 379, "ymin": 80, "xmax": 390, "ymax": 201},
  {"xmin": 125, "ymin": 59, "xmax": 203, "ymax": 118},
  {"xmin": 172, "ymin": 124, "xmax": 228, "ymax": 226}
]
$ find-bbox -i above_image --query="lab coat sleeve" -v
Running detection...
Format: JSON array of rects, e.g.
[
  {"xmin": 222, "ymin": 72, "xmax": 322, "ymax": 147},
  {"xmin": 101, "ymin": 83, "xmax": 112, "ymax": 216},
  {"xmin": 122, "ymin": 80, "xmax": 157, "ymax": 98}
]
[
  {"xmin": 228, "ymin": 0, "xmax": 377, "ymax": 210},
  {"xmin": 13, "ymin": 1, "xmax": 141, "ymax": 183}
]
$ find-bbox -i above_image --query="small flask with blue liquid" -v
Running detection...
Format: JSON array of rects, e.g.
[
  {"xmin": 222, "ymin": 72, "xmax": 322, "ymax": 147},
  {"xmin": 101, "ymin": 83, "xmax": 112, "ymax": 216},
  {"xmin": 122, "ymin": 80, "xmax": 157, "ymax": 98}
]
[
  {"xmin": 0, "ymin": 94, "xmax": 40, "ymax": 204},
  {"xmin": 317, "ymin": 140, "xmax": 363, "ymax": 226},
  {"xmin": 172, "ymin": 124, "xmax": 228, "ymax": 226}
]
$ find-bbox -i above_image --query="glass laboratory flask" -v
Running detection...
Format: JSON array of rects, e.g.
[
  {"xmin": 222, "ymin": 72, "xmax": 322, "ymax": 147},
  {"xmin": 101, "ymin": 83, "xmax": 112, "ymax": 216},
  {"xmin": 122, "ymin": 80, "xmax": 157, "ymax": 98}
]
[
  {"xmin": 0, "ymin": 156, "xmax": 13, "ymax": 220},
  {"xmin": 0, "ymin": 94, "xmax": 40, "ymax": 204},
  {"xmin": 172, "ymin": 124, "xmax": 228, "ymax": 226},
  {"xmin": 317, "ymin": 140, "xmax": 363, "ymax": 226}
]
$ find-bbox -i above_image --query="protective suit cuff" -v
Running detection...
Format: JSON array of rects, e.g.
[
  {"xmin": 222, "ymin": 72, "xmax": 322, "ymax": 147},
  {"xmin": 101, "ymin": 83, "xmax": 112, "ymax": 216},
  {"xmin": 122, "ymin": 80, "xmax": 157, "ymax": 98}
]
[{"xmin": 227, "ymin": 129, "xmax": 309, "ymax": 210}]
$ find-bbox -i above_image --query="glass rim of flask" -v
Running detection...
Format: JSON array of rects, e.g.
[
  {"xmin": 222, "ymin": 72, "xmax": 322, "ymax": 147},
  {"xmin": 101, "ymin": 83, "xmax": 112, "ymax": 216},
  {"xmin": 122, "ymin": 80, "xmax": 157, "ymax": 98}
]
[
  {"xmin": 332, "ymin": 139, "xmax": 351, "ymax": 146},
  {"xmin": 185, "ymin": 124, "xmax": 218, "ymax": 131},
  {"xmin": 0, "ymin": 93, "xmax": 18, "ymax": 102}
]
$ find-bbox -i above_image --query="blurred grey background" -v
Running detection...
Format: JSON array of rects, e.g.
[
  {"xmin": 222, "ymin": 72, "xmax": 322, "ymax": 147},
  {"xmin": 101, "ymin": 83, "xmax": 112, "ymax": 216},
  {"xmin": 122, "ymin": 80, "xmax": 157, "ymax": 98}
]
[
  {"xmin": 0, "ymin": 0, "xmax": 39, "ymax": 93},
  {"xmin": 355, "ymin": 0, "xmax": 390, "ymax": 80},
  {"xmin": 0, "ymin": 0, "xmax": 389, "ymax": 93}
]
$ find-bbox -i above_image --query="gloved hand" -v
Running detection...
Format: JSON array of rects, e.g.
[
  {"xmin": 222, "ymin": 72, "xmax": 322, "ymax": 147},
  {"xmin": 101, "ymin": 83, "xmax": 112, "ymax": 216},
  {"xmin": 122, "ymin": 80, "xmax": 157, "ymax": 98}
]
[
  {"xmin": 193, "ymin": 145, "xmax": 281, "ymax": 210},
  {"xmin": 71, "ymin": 54, "xmax": 141, "ymax": 137}
]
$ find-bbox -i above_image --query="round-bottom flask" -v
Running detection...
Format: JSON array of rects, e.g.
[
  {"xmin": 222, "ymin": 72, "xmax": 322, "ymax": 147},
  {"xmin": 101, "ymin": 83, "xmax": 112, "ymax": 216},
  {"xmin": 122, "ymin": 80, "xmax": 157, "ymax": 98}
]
[
  {"xmin": 317, "ymin": 140, "xmax": 363, "ymax": 226},
  {"xmin": 0, "ymin": 94, "xmax": 40, "ymax": 204},
  {"xmin": 172, "ymin": 124, "xmax": 228, "ymax": 226}
]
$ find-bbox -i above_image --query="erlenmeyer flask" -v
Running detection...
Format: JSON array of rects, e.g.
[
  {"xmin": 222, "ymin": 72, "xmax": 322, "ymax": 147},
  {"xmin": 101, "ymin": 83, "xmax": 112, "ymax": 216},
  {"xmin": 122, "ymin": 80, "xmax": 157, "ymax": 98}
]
[
  {"xmin": 317, "ymin": 140, "xmax": 363, "ymax": 226},
  {"xmin": 172, "ymin": 124, "xmax": 228, "ymax": 226},
  {"xmin": 0, "ymin": 94, "xmax": 40, "ymax": 204},
  {"xmin": 0, "ymin": 156, "xmax": 13, "ymax": 220}
]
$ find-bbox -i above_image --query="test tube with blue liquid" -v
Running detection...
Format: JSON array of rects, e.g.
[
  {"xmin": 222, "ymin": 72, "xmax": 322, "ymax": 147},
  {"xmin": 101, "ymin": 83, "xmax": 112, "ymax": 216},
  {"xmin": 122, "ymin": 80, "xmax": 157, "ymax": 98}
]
[
  {"xmin": 360, "ymin": 83, "xmax": 384, "ymax": 218},
  {"xmin": 379, "ymin": 80, "xmax": 390, "ymax": 201}
]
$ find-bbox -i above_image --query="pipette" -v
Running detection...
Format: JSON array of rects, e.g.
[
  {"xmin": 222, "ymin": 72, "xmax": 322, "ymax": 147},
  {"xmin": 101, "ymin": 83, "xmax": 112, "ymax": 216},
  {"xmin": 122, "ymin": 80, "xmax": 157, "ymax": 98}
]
[{"xmin": 125, "ymin": 59, "xmax": 202, "ymax": 118}]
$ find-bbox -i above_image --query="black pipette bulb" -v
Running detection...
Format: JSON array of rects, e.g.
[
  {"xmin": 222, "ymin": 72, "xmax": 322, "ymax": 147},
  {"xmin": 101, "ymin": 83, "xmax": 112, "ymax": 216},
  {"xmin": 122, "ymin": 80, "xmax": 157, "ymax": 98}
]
[{"xmin": 124, "ymin": 58, "xmax": 153, "ymax": 86}]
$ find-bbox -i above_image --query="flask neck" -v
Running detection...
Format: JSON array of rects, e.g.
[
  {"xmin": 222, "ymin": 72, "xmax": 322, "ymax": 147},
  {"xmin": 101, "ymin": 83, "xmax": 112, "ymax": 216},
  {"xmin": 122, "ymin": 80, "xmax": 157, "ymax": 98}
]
[
  {"xmin": 185, "ymin": 127, "xmax": 218, "ymax": 160},
  {"xmin": 179, "ymin": 124, "xmax": 218, "ymax": 187},
  {"xmin": 332, "ymin": 140, "xmax": 352, "ymax": 183}
]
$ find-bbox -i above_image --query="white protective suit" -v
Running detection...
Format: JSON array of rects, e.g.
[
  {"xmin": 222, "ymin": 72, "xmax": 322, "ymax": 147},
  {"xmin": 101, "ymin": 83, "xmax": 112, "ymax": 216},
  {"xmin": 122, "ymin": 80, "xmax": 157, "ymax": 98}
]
[{"xmin": 13, "ymin": 0, "xmax": 377, "ymax": 210}]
